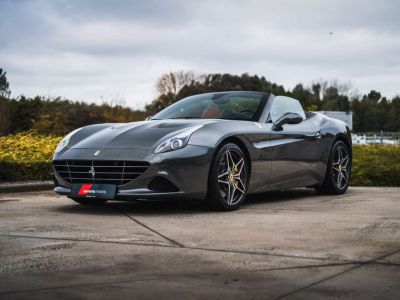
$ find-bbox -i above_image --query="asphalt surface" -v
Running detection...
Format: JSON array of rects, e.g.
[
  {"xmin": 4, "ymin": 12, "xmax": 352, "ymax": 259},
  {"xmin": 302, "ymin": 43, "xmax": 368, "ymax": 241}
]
[{"xmin": 0, "ymin": 187, "xmax": 399, "ymax": 299}]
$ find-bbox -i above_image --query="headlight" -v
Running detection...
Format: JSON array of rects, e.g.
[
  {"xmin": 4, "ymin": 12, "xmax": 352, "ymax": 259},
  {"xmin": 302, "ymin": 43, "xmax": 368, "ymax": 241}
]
[
  {"xmin": 55, "ymin": 128, "xmax": 81, "ymax": 153},
  {"xmin": 154, "ymin": 125, "xmax": 203, "ymax": 154}
]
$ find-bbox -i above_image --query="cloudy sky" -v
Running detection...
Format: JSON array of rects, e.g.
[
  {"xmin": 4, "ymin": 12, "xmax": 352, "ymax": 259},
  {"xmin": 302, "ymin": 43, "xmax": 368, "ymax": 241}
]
[{"xmin": 1, "ymin": 0, "xmax": 399, "ymax": 108}]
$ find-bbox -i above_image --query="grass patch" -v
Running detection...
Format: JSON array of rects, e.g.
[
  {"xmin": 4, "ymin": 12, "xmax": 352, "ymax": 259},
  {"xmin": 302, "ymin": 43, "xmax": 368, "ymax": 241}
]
[{"xmin": 352, "ymin": 144, "xmax": 400, "ymax": 186}]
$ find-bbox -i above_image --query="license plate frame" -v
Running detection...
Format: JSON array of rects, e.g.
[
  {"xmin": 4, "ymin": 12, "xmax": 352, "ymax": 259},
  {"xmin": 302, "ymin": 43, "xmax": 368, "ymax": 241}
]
[{"xmin": 71, "ymin": 183, "xmax": 116, "ymax": 200}]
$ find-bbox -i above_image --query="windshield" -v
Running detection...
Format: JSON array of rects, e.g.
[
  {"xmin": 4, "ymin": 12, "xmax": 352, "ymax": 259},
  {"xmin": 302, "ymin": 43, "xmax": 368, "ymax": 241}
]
[{"xmin": 152, "ymin": 92, "xmax": 265, "ymax": 121}]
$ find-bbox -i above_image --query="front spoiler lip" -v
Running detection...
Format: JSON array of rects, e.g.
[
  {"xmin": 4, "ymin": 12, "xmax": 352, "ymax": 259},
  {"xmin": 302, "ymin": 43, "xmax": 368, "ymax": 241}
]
[{"xmin": 54, "ymin": 186, "xmax": 194, "ymax": 200}]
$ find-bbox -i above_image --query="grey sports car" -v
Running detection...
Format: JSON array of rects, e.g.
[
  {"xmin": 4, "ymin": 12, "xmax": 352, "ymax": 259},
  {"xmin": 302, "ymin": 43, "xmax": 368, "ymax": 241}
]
[{"xmin": 52, "ymin": 91, "xmax": 352, "ymax": 210}]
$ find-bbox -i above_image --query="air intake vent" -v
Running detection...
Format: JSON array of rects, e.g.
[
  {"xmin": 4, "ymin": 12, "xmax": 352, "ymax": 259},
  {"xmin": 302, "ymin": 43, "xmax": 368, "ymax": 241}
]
[
  {"xmin": 53, "ymin": 160, "xmax": 150, "ymax": 186},
  {"xmin": 148, "ymin": 176, "xmax": 179, "ymax": 192}
]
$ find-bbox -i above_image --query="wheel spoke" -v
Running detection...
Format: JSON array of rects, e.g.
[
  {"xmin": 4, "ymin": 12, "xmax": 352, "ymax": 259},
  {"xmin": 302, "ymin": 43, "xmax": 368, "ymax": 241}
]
[
  {"xmin": 233, "ymin": 173, "xmax": 245, "ymax": 185},
  {"xmin": 338, "ymin": 148, "xmax": 342, "ymax": 162},
  {"xmin": 233, "ymin": 173, "xmax": 241, "ymax": 179},
  {"xmin": 234, "ymin": 181, "xmax": 245, "ymax": 194},
  {"xmin": 218, "ymin": 179, "xmax": 229, "ymax": 185},
  {"xmin": 234, "ymin": 173, "xmax": 246, "ymax": 191},
  {"xmin": 225, "ymin": 151, "xmax": 231, "ymax": 171},
  {"xmin": 218, "ymin": 171, "xmax": 229, "ymax": 179},
  {"xmin": 342, "ymin": 172, "xmax": 348, "ymax": 183},
  {"xmin": 228, "ymin": 150, "xmax": 236, "ymax": 170},
  {"xmin": 234, "ymin": 157, "xmax": 243, "ymax": 169},
  {"xmin": 342, "ymin": 156, "xmax": 349, "ymax": 167},
  {"xmin": 229, "ymin": 185, "xmax": 236, "ymax": 205},
  {"xmin": 236, "ymin": 159, "xmax": 244, "ymax": 177},
  {"xmin": 342, "ymin": 164, "xmax": 349, "ymax": 180},
  {"xmin": 336, "ymin": 171, "xmax": 342, "ymax": 188}
]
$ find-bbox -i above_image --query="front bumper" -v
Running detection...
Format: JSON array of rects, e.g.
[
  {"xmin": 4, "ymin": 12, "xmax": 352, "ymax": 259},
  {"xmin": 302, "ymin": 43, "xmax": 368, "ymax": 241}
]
[{"xmin": 52, "ymin": 144, "xmax": 213, "ymax": 200}]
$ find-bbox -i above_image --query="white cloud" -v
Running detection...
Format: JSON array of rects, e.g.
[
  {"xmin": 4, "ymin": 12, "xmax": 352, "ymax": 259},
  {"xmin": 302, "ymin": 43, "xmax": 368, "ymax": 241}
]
[{"xmin": 1, "ymin": 0, "xmax": 399, "ymax": 108}]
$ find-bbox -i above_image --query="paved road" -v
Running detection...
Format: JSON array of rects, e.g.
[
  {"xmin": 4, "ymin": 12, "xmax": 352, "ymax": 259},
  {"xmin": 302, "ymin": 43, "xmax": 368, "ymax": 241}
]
[{"xmin": 0, "ymin": 187, "xmax": 399, "ymax": 299}]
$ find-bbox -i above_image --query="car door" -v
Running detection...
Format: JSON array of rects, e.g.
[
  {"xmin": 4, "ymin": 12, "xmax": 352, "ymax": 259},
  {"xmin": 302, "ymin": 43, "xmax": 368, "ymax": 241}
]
[{"xmin": 266, "ymin": 96, "xmax": 321, "ymax": 189}]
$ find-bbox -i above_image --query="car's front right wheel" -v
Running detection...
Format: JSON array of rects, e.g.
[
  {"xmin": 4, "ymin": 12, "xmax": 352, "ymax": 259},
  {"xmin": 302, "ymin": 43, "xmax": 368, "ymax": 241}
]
[{"xmin": 207, "ymin": 143, "xmax": 249, "ymax": 211}]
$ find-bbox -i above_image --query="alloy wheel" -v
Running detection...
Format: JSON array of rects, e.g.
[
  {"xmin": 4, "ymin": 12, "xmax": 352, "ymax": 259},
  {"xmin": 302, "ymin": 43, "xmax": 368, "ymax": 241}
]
[
  {"xmin": 217, "ymin": 148, "xmax": 247, "ymax": 206},
  {"xmin": 332, "ymin": 145, "xmax": 350, "ymax": 189}
]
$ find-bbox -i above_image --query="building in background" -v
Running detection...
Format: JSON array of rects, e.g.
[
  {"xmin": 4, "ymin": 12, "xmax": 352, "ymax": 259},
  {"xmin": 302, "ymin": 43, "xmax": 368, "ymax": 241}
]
[{"xmin": 317, "ymin": 111, "xmax": 353, "ymax": 130}]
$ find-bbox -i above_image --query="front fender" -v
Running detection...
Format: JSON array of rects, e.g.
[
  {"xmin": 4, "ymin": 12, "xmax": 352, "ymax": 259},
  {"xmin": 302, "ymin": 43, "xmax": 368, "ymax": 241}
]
[{"xmin": 53, "ymin": 123, "xmax": 114, "ymax": 159}]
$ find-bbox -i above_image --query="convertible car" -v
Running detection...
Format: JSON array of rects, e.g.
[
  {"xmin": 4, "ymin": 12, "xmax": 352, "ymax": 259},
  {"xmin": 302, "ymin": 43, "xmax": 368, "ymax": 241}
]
[{"xmin": 52, "ymin": 91, "xmax": 352, "ymax": 210}]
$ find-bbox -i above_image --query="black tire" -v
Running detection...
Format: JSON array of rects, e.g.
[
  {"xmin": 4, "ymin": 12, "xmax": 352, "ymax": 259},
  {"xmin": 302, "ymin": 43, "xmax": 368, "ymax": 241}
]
[
  {"xmin": 315, "ymin": 140, "xmax": 351, "ymax": 195},
  {"xmin": 207, "ymin": 143, "xmax": 249, "ymax": 211},
  {"xmin": 70, "ymin": 198, "xmax": 108, "ymax": 205}
]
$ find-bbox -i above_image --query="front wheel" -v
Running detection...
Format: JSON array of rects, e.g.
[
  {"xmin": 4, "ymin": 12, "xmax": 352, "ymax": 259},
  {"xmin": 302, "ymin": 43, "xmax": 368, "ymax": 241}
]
[
  {"xmin": 207, "ymin": 143, "xmax": 249, "ymax": 211},
  {"xmin": 315, "ymin": 140, "xmax": 351, "ymax": 195}
]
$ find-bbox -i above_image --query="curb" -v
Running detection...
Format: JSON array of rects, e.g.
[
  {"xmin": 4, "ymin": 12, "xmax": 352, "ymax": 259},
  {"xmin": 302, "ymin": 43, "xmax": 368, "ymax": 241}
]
[{"xmin": 0, "ymin": 181, "xmax": 53, "ymax": 194}]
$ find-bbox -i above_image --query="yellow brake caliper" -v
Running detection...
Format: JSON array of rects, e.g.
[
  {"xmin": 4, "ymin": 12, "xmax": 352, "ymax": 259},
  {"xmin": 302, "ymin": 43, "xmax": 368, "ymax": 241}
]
[{"xmin": 233, "ymin": 167, "xmax": 238, "ymax": 186}]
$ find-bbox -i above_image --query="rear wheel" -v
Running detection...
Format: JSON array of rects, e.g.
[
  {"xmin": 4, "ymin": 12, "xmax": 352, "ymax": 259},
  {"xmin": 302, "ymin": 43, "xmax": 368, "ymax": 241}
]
[
  {"xmin": 207, "ymin": 143, "xmax": 249, "ymax": 211},
  {"xmin": 315, "ymin": 140, "xmax": 351, "ymax": 195},
  {"xmin": 70, "ymin": 198, "xmax": 108, "ymax": 205}
]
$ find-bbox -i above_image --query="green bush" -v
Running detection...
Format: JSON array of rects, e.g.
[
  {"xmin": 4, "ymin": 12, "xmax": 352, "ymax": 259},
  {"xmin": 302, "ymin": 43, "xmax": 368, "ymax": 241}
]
[
  {"xmin": 0, "ymin": 132, "xmax": 399, "ymax": 185},
  {"xmin": 0, "ymin": 161, "xmax": 54, "ymax": 181},
  {"xmin": 352, "ymin": 144, "xmax": 400, "ymax": 186},
  {"xmin": 0, "ymin": 132, "xmax": 61, "ymax": 181}
]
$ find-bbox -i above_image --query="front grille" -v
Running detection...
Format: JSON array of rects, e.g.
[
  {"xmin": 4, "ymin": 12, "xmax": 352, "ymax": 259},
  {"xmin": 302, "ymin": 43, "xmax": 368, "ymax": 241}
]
[{"xmin": 53, "ymin": 160, "xmax": 150, "ymax": 185}]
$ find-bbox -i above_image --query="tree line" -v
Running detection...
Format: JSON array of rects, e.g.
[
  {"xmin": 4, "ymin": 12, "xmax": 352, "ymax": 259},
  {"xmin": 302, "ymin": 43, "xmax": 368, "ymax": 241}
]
[{"xmin": 0, "ymin": 69, "xmax": 399, "ymax": 136}]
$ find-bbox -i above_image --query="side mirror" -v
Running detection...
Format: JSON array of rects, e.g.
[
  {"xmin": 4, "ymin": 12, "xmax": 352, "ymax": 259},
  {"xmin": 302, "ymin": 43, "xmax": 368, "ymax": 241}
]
[
  {"xmin": 272, "ymin": 112, "xmax": 303, "ymax": 131},
  {"xmin": 145, "ymin": 116, "xmax": 153, "ymax": 121}
]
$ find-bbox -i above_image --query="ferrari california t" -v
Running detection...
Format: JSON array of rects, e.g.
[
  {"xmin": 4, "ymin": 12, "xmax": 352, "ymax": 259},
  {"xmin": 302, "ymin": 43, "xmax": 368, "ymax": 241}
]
[{"xmin": 52, "ymin": 91, "xmax": 352, "ymax": 210}]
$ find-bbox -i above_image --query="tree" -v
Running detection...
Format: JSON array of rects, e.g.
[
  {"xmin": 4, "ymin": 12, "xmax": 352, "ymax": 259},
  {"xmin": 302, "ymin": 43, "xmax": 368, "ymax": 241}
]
[
  {"xmin": 201, "ymin": 73, "xmax": 286, "ymax": 96},
  {"xmin": 0, "ymin": 68, "xmax": 11, "ymax": 98},
  {"xmin": 387, "ymin": 96, "xmax": 400, "ymax": 131},
  {"xmin": 146, "ymin": 71, "xmax": 206, "ymax": 116},
  {"xmin": 350, "ymin": 90, "xmax": 400, "ymax": 132},
  {"xmin": 146, "ymin": 72, "xmax": 289, "ymax": 116},
  {"xmin": 320, "ymin": 86, "xmax": 350, "ymax": 112},
  {"xmin": 0, "ymin": 97, "xmax": 11, "ymax": 135},
  {"xmin": 290, "ymin": 83, "xmax": 317, "ymax": 111},
  {"xmin": 0, "ymin": 68, "xmax": 11, "ymax": 135},
  {"xmin": 156, "ymin": 71, "xmax": 204, "ymax": 98},
  {"xmin": 356, "ymin": 90, "xmax": 385, "ymax": 132},
  {"xmin": 2, "ymin": 69, "xmax": 400, "ymax": 135}
]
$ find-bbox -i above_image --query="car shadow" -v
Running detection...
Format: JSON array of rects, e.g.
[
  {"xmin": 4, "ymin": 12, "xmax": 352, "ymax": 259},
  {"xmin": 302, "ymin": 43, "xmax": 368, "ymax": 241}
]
[
  {"xmin": 244, "ymin": 188, "xmax": 319, "ymax": 207},
  {"xmin": 51, "ymin": 188, "xmax": 321, "ymax": 216}
]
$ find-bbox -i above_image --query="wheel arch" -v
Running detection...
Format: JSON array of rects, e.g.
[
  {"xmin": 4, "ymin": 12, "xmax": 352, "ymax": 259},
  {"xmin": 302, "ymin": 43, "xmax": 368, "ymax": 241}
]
[
  {"xmin": 214, "ymin": 136, "xmax": 252, "ymax": 177},
  {"xmin": 334, "ymin": 133, "xmax": 352, "ymax": 156}
]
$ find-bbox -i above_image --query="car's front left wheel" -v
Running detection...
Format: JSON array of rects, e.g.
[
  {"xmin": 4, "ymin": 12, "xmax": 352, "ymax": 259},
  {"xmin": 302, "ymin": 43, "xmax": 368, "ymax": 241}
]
[{"xmin": 207, "ymin": 143, "xmax": 249, "ymax": 211}]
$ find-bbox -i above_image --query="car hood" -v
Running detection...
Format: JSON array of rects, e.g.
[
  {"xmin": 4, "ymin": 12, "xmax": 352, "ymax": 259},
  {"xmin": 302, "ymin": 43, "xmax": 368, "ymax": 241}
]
[{"xmin": 70, "ymin": 119, "xmax": 222, "ymax": 150}]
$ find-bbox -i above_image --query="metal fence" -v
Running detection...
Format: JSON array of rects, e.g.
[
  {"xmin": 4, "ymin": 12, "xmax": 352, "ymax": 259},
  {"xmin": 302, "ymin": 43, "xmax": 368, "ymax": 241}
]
[{"xmin": 352, "ymin": 131, "xmax": 400, "ymax": 145}]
